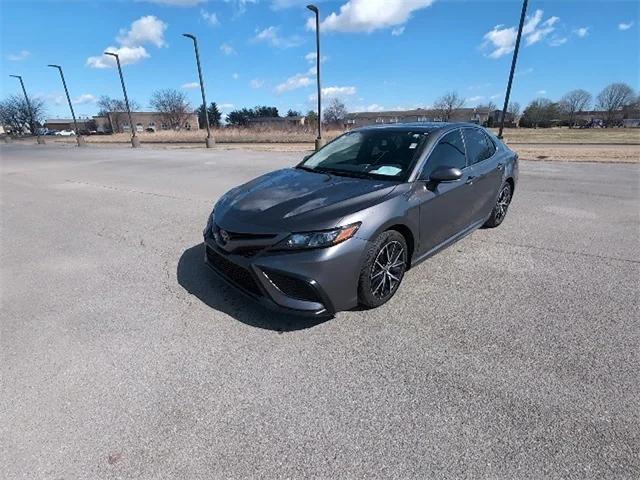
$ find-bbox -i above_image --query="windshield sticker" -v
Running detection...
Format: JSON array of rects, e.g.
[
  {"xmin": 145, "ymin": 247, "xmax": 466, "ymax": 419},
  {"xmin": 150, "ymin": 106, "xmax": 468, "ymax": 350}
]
[
  {"xmin": 409, "ymin": 143, "xmax": 418, "ymax": 149},
  {"xmin": 370, "ymin": 166, "xmax": 402, "ymax": 176}
]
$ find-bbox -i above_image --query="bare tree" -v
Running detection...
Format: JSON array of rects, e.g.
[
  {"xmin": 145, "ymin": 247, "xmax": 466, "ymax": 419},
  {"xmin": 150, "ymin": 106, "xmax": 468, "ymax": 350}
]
[
  {"xmin": 596, "ymin": 83, "xmax": 636, "ymax": 126},
  {"xmin": 433, "ymin": 92, "xmax": 465, "ymax": 122},
  {"xmin": 0, "ymin": 94, "xmax": 46, "ymax": 134},
  {"xmin": 560, "ymin": 89, "xmax": 592, "ymax": 127},
  {"xmin": 507, "ymin": 102, "xmax": 521, "ymax": 118},
  {"xmin": 97, "ymin": 95, "xmax": 140, "ymax": 133},
  {"xmin": 149, "ymin": 89, "xmax": 192, "ymax": 130},
  {"xmin": 323, "ymin": 98, "xmax": 347, "ymax": 126}
]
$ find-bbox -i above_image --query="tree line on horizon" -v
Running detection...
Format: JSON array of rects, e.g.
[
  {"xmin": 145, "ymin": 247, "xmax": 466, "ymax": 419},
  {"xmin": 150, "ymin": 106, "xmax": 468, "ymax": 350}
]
[{"xmin": 0, "ymin": 82, "xmax": 637, "ymax": 134}]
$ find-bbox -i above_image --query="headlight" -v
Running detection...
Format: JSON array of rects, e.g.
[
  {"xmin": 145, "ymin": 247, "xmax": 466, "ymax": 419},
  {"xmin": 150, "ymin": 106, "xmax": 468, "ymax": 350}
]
[
  {"xmin": 278, "ymin": 223, "xmax": 361, "ymax": 250},
  {"xmin": 204, "ymin": 210, "xmax": 214, "ymax": 234}
]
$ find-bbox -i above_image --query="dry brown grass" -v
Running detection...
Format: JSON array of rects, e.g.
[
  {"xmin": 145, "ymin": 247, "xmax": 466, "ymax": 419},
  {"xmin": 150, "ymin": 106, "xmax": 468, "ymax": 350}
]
[
  {"xmin": 491, "ymin": 127, "xmax": 640, "ymax": 144},
  {"xmin": 70, "ymin": 128, "xmax": 344, "ymax": 144},
  {"xmin": 47, "ymin": 126, "xmax": 640, "ymax": 145}
]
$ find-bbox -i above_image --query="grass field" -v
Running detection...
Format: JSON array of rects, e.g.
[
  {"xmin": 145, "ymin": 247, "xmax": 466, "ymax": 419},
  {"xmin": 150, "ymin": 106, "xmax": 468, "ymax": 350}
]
[
  {"xmin": 7, "ymin": 127, "xmax": 640, "ymax": 163},
  {"xmin": 41, "ymin": 126, "xmax": 640, "ymax": 146}
]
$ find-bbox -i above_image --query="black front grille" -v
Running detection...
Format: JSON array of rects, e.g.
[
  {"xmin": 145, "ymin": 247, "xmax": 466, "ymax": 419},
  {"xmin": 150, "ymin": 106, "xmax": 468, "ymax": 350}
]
[
  {"xmin": 205, "ymin": 246, "xmax": 262, "ymax": 297},
  {"xmin": 263, "ymin": 269, "xmax": 321, "ymax": 303}
]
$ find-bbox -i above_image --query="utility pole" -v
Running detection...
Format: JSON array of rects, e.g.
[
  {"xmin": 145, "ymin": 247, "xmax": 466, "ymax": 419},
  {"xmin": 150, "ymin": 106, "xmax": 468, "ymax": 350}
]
[
  {"xmin": 9, "ymin": 75, "xmax": 45, "ymax": 144},
  {"xmin": 307, "ymin": 4, "xmax": 325, "ymax": 150},
  {"xmin": 48, "ymin": 64, "xmax": 85, "ymax": 147},
  {"xmin": 183, "ymin": 33, "xmax": 214, "ymax": 148},
  {"xmin": 498, "ymin": 0, "xmax": 528, "ymax": 139},
  {"xmin": 104, "ymin": 52, "xmax": 140, "ymax": 148}
]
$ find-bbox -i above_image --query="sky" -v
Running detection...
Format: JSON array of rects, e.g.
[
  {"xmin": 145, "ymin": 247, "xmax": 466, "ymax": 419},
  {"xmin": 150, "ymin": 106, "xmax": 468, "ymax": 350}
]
[{"xmin": 1, "ymin": 0, "xmax": 638, "ymax": 120}]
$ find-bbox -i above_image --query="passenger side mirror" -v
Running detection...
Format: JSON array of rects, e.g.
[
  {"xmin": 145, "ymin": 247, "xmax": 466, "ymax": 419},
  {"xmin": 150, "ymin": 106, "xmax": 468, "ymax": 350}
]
[{"xmin": 429, "ymin": 166, "xmax": 463, "ymax": 183}]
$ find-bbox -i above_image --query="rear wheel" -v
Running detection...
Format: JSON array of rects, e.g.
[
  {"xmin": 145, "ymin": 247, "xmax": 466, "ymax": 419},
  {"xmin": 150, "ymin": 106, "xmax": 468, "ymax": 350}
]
[
  {"xmin": 484, "ymin": 181, "xmax": 513, "ymax": 228},
  {"xmin": 358, "ymin": 231, "xmax": 408, "ymax": 309}
]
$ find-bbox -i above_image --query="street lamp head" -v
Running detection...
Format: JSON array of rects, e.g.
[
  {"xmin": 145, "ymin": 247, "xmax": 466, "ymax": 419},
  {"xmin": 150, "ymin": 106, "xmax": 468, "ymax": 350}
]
[
  {"xmin": 183, "ymin": 33, "xmax": 196, "ymax": 40},
  {"xmin": 9, "ymin": 74, "xmax": 21, "ymax": 79},
  {"xmin": 47, "ymin": 64, "xmax": 61, "ymax": 69},
  {"xmin": 104, "ymin": 52, "xmax": 118, "ymax": 58},
  {"xmin": 306, "ymin": 4, "xmax": 318, "ymax": 13}
]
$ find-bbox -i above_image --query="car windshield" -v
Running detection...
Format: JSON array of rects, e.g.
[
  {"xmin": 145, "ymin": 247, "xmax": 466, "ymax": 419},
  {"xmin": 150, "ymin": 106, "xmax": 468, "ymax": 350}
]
[{"xmin": 299, "ymin": 130, "xmax": 429, "ymax": 181}]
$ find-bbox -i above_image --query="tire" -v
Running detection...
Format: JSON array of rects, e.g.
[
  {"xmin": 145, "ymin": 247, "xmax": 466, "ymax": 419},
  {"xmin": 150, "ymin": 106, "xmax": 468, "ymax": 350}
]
[
  {"xmin": 357, "ymin": 230, "xmax": 408, "ymax": 309},
  {"xmin": 484, "ymin": 181, "xmax": 513, "ymax": 228}
]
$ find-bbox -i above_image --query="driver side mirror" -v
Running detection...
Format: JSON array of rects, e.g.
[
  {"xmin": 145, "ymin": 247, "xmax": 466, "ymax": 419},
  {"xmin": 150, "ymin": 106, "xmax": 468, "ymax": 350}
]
[{"xmin": 429, "ymin": 166, "xmax": 463, "ymax": 183}]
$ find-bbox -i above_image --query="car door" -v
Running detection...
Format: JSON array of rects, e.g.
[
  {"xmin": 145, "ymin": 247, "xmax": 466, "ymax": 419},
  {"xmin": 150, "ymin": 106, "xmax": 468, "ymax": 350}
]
[
  {"xmin": 462, "ymin": 128, "xmax": 503, "ymax": 222},
  {"xmin": 413, "ymin": 129, "xmax": 477, "ymax": 255}
]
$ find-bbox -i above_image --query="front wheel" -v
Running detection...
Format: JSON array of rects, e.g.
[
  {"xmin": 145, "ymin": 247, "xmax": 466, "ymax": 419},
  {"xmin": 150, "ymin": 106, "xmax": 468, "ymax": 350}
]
[
  {"xmin": 484, "ymin": 182, "xmax": 513, "ymax": 228},
  {"xmin": 357, "ymin": 231, "xmax": 408, "ymax": 309}
]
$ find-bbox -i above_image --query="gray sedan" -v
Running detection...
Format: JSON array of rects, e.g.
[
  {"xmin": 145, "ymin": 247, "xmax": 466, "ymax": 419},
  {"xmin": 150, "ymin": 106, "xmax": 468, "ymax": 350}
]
[{"xmin": 204, "ymin": 123, "xmax": 518, "ymax": 316}]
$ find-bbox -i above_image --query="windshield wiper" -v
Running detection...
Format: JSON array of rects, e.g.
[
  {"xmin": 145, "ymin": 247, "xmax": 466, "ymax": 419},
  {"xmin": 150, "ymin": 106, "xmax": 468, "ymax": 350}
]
[
  {"xmin": 297, "ymin": 164, "xmax": 333, "ymax": 181},
  {"xmin": 320, "ymin": 168, "xmax": 372, "ymax": 180}
]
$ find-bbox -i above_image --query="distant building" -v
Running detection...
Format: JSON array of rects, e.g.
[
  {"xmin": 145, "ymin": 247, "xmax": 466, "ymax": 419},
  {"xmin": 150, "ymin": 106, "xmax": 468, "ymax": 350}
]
[
  {"xmin": 44, "ymin": 118, "xmax": 93, "ymax": 132},
  {"xmin": 344, "ymin": 107, "xmax": 493, "ymax": 128},
  {"xmin": 93, "ymin": 111, "xmax": 200, "ymax": 133},
  {"xmin": 246, "ymin": 116, "xmax": 306, "ymax": 129}
]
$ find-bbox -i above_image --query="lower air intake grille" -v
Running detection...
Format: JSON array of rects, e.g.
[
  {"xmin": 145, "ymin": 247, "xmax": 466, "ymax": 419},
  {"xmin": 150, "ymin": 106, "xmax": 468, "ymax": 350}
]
[
  {"xmin": 206, "ymin": 246, "xmax": 262, "ymax": 297},
  {"xmin": 263, "ymin": 269, "xmax": 321, "ymax": 303}
]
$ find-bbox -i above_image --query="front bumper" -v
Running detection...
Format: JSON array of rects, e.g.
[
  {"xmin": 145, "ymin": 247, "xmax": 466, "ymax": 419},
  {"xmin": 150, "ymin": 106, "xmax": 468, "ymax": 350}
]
[{"xmin": 203, "ymin": 233, "xmax": 368, "ymax": 316}]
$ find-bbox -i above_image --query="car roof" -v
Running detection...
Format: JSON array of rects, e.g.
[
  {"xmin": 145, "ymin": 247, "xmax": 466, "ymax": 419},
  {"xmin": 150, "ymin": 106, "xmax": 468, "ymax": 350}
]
[{"xmin": 351, "ymin": 122, "xmax": 484, "ymax": 134}]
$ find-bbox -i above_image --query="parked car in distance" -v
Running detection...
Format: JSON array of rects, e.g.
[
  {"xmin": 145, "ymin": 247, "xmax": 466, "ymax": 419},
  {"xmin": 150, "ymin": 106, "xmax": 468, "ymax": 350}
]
[
  {"xmin": 55, "ymin": 130, "xmax": 76, "ymax": 136},
  {"xmin": 203, "ymin": 123, "xmax": 518, "ymax": 316}
]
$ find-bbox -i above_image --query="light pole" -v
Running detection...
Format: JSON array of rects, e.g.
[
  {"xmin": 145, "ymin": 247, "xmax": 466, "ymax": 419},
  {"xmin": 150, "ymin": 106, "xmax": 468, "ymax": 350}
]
[
  {"xmin": 498, "ymin": 0, "xmax": 528, "ymax": 139},
  {"xmin": 48, "ymin": 64, "xmax": 85, "ymax": 147},
  {"xmin": 183, "ymin": 33, "xmax": 214, "ymax": 148},
  {"xmin": 9, "ymin": 75, "xmax": 45, "ymax": 144},
  {"xmin": 307, "ymin": 4, "xmax": 324, "ymax": 150},
  {"xmin": 104, "ymin": 52, "xmax": 140, "ymax": 148}
]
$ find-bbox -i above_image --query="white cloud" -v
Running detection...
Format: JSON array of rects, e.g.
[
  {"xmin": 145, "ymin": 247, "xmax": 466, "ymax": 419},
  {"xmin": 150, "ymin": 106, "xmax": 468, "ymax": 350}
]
[
  {"xmin": 86, "ymin": 46, "xmax": 150, "ymax": 68},
  {"xmin": 574, "ymin": 27, "xmax": 589, "ymax": 37},
  {"xmin": 220, "ymin": 42, "xmax": 236, "ymax": 55},
  {"xmin": 201, "ymin": 10, "xmax": 220, "ymax": 26},
  {"xmin": 7, "ymin": 50, "xmax": 30, "ymax": 61},
  {"xmin": 365, "ymin": 104, "xmax": 385, "ymax": 112},
  {"xmin": 391, "ymin": 26, "xmax": 405, "ymax": 36},
  {"xmin": 468, "ymin": 95, "xmax": 485, "ymax": 103},
  {"xmin": 87, "ymin": 16, "xmax": 166, "ymax": 68},
  {"xmin": 143, "ymin": 0, "xmax": 206, "ymax": 5},
  {"xmin": 323, "ymin": 86, "xmax": 357, "ymax": 97},
  {"xmin": 232, "ymin": 73, "xmax": 239, "ymax": 79},
  {"xmin": 308, "ymin": 0, "xmax": 434, "ymax": 33},
  {"xmin": 305, "ymin": 52, "xmax": 327, "ymax": 63},
  {"xmin": 117, "ymin": 15, "xmax": 167, "ymax": 48},
  {"xmin": 73, "ymin": 94, "xmax": 97, "ymax": 105},
  {"xmin": 536, "ymin": 89, "xmax": 547, "ymax": 95},
  {"xmin": 224, "ymin": 0, "xmax": 258, "ymax": 16},
  {"xmin": 250, "ymin": 78, "xmax": 264, "ymax": 89},
  {"xmin": 275, "ymin": 73, "xmax": 312, "ymax": 94},
  {"xmin": 219, "ymin": 103, "xmax": 234, "ymax": 110},
  {"xmin": 490, "ymin": 94, "xmax": 502, "ymax": 100},
  {"xmin": 619, "ymin": 21, "xmax": 634, "ymax": 31},
  {"xmin": 253, "ymin": 26, "xmax": 304, "ymax": 48},
  {"xmin": 308, "ymin": 86, "xmax": 357, "ymax": 101},
  {"xmin": 182, "ymin": 82, "xmax": 200, "ymax": 89},
  {"xmin": 549, "ymin": 36, "xmax": 567, "ymax": 46},
  {"xmin": 482, "ymin": 9, "xmax": 559, "ymax": 59}
]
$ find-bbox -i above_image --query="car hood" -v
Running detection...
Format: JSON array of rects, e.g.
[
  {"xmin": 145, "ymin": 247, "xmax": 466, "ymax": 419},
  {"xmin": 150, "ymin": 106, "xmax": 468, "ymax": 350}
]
[{"xmin": 214, "ymin": 167, "xmax": 398, "ymax": 232}]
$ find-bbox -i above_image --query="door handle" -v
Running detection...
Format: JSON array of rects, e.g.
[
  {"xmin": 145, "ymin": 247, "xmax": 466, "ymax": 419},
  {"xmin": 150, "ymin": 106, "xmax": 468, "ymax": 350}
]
[
  {"xmin": 497, "ymin": 163, "xmax": 504, "ymax": 171},
  {"xmin": 465, "ymin": 176, "xmax": 476, "ymax": 185}
]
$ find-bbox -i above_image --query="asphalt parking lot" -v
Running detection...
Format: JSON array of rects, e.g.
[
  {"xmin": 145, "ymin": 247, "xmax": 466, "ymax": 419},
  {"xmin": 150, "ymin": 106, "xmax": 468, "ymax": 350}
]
[{"xmin": 1, "ymin": 144, "xmax": 639, "ymax": 479}]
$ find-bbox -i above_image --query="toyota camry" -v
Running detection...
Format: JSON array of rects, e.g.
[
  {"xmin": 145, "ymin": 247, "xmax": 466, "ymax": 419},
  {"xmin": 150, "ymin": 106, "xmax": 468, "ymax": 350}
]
[{"xmin": 204, "ymin": 123, "xmax": 518, "ymax": 316}]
